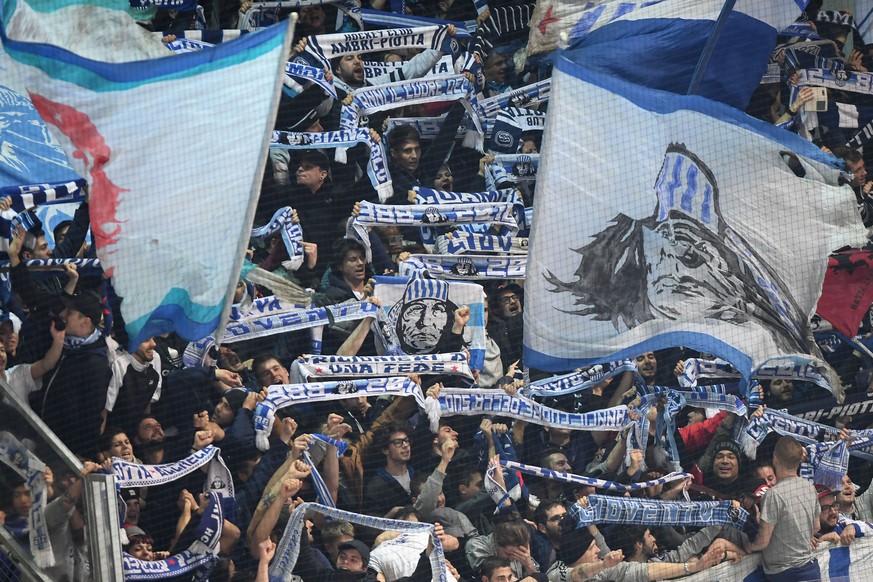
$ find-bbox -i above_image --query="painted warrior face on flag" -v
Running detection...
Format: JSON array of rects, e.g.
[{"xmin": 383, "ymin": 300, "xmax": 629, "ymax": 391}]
[
  {"xmin": 546, "ymin": 143, "xmax": 809, "ymax": 354},
  {"xmin": 389, "ymin": 278, "xmax": 458, "ymax": 354}
]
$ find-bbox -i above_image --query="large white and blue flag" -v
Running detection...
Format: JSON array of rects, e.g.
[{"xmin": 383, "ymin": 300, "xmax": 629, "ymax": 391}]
[
  {"xmin": 0, "ymin": 0, "xmax": 294, "ymax": 351},
  {"xmin": 523, "ymin": 53, "xmax": 865, "ymax": 397},
  {"xmin": 527, "ymin": 0, "xmax": 805, "ymax": 109}
]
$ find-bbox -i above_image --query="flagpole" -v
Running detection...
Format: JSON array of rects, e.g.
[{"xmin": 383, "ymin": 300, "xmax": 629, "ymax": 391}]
[
  {"xmin": 686, "ymin": 0, "xmax": 737, "ymax": 96},
  {"xmin": 211, "ymin": 14, "xmax": 297, "ymax": 354}
]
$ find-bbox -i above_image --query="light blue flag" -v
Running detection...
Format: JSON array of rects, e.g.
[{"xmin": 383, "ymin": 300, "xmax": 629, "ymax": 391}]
[
  {"xmin": 523, "ymin": 55, "xmax": 865, "ymax": 398},
  {"xmin": 0, "ymin": 40, "xmax": 83, "ymax": 200},
  {"xmin": 0, "ymin": 1, "xmax": 294, "ymax": 351},
  {"xmin": 528, "ymin": 0, "xmax": 805, "ymax": 109}
]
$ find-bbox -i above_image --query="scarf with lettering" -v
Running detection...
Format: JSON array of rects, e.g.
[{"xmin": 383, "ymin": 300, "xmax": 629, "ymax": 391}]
[
  {"xmin": 250, "ymin": 206, "xmax": 304, "ymax": 272},
  {"xmin": 253, "ymin": 377, "xmax": 427, "ymax": 450},
  {"xmin": 363, "ymin": 54, "xmax": 454, "ymax": 81},
  {"xmin": 291, "ymin": 352, "xmax": 474, "ymax": 382},
  {"xmin": 568, "ymin": 494, "xmax": 748, "ymax": 530},
  {"xmin": 165, "ymin": 37, "xmax": 212, "ymax": 53},
  {"xmin": 183, "ymin": 301, "xmax": 379, "ymax": 367},
  {"xmin": 778, "ymin": 39, "xmax": 846, "ymax": 72},
  {"xmin": 122, "ymin": 492, "xmax": 223, "ymax": 581},
  {"xmin": 0, "ymin": 433, "xmax": 52, "ymax": 567},
  {"xmin": 270, "ymin": 502, "xmax": 448, "ymax": 582},
  {"xmin": 303, "ymin": 25, "xmax": 451, "ymax": 70},
  {"xmin": 112, "ymin": 445, "xmax": 233, "ymax": 494},
  {"xmin": 436, "ymin": 233, "xmax": 528, "ymax": 255},
  {"xmin": 679, "ymin": 357, "xmax": 832, "ymax": 397},
  {"xmin": 524, "ymin": 360, "xmax": 638, "ymax": 398},
  {"xmin": 431, "ymin": 388, "xmax": 634, "ymax": 432},
  {"xmin": 488, "ymin": 107, "xmax": 546, "ymax": 154},
  {"xmin": 796, "ymin": 68, "xmax": 873, "ymax": 95},
  {"xmin": 0, "ymin": 257, "xmax": 102, "ymax": 274},
  {"xmin": 63, "ymin": 326, "xmax": 102, "ymax": 351},
  {"xmin": 485, "ymin": 154, "xmax": 539, "ymax": 190},
  {"xmin": 360, "ymin": 8, "xmax": 474, "ymax": 34},
  {"xmin": 385, "ymin": 115, "xmax": 468, "ymax": 142},
  {"xmin": 285, "ymin": 60, "xmax": 337, "ymax": 99},
  {"xmin": 399, "ymin": 254, "xmax": 527, "ymax": 280},
  {"xmin": 340, "ymin": 75, "xmax": 484, "ymax": 149},
  {"xmin": 302, "ymin": 434, "xmax": 350, "ymax": 508},
  {"xmin": 271, "ymin": 129, "xmax": 392, "ymax": 202},
  {"xmin": 350, "ymin": 200, "xmax": 518, "ymax": 260},
  {"xmin": 413, "ymin": 186, "xmax": 527, "ymax": 230}
]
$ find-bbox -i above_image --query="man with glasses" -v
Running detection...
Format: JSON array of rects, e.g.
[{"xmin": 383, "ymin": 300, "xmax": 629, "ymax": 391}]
[
  {"xmin": 363, "ymin": 422, "xmax": 416, "ymax": 516},
  {"xmin": 532, "ymin": 501, "xmax": 568, "ymax": 570},
  {"xmin": 814, "ymin": 485, "xmax": 873, "ymax": 547}
]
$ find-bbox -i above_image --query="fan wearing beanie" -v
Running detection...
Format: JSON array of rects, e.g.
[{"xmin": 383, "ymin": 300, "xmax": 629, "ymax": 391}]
[{"xmin": 704, "ymin": 440, "xmax": 747, "ymax": 499}]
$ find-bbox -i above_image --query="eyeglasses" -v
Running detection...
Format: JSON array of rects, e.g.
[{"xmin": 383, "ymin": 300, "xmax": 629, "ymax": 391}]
[
  {"xmin": 389, "ymin": 438, "xmax": 411, "ymax": 448},
  {"xmin": 820, "ymin": 503, "xmax": 840, "ymax": 513}
]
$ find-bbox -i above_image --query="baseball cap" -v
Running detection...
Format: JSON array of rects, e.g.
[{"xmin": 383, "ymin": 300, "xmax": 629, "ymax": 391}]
[
  {"xmin": 60, "ymin": 292, "xmax": 103, "ymax": 326},
  {"xmin": 337, "ymin": 540, "xmax": 370, "ymax": 566}
]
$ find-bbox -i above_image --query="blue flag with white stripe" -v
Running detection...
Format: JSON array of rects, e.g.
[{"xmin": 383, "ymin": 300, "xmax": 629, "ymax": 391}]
[
  {"xmin": 523, "ymin": 53, "xmax": 865, "ymax": 393},
  {"xmin": 0, "ymin": 0, "xmax": 294, "ymax": 351}
]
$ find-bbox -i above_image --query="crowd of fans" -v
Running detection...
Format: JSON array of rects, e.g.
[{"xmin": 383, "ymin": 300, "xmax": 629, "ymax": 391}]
[{"xmin": 5, "ymin": 0, "xmax": 873, "ymax": 581}]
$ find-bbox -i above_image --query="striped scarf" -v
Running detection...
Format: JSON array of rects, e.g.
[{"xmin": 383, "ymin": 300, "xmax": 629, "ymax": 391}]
[
  {"xmin": 363, "ymin": 54, "xmax": 454, "ymax": 81},
  {"xmin": 253, "ymin": 377, "xmax": 426, "ymax": 450},
  {"xmin": 291, "ymin": 352, "xmax": 474, "ymax": 382},
  {"xmin": 485, "ymin": 154, "xmax": 539, "ymax": 190},
  {"xmin": 303, "ymin": 25, "xmax": 451, "ymax": 70},
  {"xmin": 123, "ymin": 492, "xmax": 224, "ymax": 581},
  {"xmin": 569, "ymin": 494, "xmax": 748, "ymax": 530},
  {"xmin": 524, "ymin": 360, "xmax": 638, "ymax": 398},
  {"xmin": 271, "ymin": 129, "xmax": 392, "ymax": 201},
  {"xmin": 434, "ymin": 387, "xmax": 633, "ymax": 432},
  {"xmin": 471, "ymin": 2, "xmax": 535, "ymax": 59},
  {"xmin": 340, "ymin": 75, "xmax": 484, "ymax": 149},
  {"xmin": 500, "ymin": 459, "xmax": 691, "ymax": 494},
  {"xmin": 182, "ymin": 301, "xmax": 378, "ymax": 367},
  {"xmin": 238, "ymin": 0, "xmax": 362, "ymax": 30},
  {"xmin": 285, "ymin": 60, "xmax": 337, "ymax": 98},
  {"xmin": 399, "ymin": 254, "xmax": 527, "ymax": 280},
  {"xmin": 436, "ymin": 233, "xmax": 528, "ymax": 255},
  {"xmin": 0, "ymin": 433, "xmax": 52, "ymax": 567},
  {"xmin": 349, "ymin": 200, "xmax": 518, "ymax": 260},
  {"xmin": 488, "ymin": 107, "xmax": 546, "ymax": 154},
  {"xmin": 270, "ymin": 502, "xmax": 447, "ymax": 581},
  {"xmin": 360, "ymin": 8, "xmax": 474, "ymax": 36},
  {"xmin": 250, "ymin": 206, "xmax": 304, "ymax": 272}
]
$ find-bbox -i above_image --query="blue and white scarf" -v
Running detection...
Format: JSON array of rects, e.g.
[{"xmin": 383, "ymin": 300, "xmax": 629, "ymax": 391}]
[
  {"xmin": 271, "ymin": 129, "xmax": 392, "ymax": 202},
  {"xmin": 254, "ymin": 377, "xmax": 426, "ymax": 450},
  {"xmin": 112, "ymin": 445, "xmax": 233, "ymax": 496},
  {"xmin": 569, "ymin": 494, "xmax": 748, "ymax": 530},
  {"xmin": 435, "ymin": 233, "xmax": 528, "ymax": 255},
  {"xmin": 796, "ymin": 68, "xmax": 873, "ymax": 95},
  {"xmin": 183, "ymin": 301, "xmax": 378, "ymax": 367},
  {"xmin": 384, "ymin": 115, "xmax": 468, "ymax": 142},
  {"xmin": 165, "ymin": 38, "xmax": 213, "ymax": 54},
  {"xmin": 154, "ymin": 29, "xmax": 244, "ymax": 43},
  {"xmin": 488, "ymin": 108, "xmax": 546, "ymax": 154},
  {"xmin": 679, "ymin": 357, "xmax": 832, "ymax": 397},
  {"xmin": 291, "ymin": 352, "xmax": 474, "ymax": 382},
  {"xmin": 778, "ymin": 39, "xmax": 846, "ymax": 72},
  {"xmin": 63, "ymin": 326, "xmax": 102, "ymax": 351},
  {"xmin": 284, "ymin": 60, "xmax": 337, "ymax": 99},
  {"xmin": 485, "ymin": 154, "xmax": 539, "ymax": 190},
  {"xmin": 303, "ymin": 25, "xmax": 451, "ymax": 71},
  {"xmin": 349, "ymin": 200, "xmax": 518, "ymax": 259},
  {"xmin": 802, "ymin": 440, "xmax": 850, "ymax": 491},
  {"xmin": 0, "ymin": 257, "xmax": 103, "ymax": 274},
  {"xmin": 123, "ymin": 491, "xmax": 224, "ymax": 581},
  {"xmin": 495, "ymin": 459, "xmax": 690, "ymax": 501},
  {"xmin": 363, "ymin": 54, "xmax": 454, "ymax": 81},
  {"xmin": 129, "ymin": 0, "xmax": 196, "ymax": 10},
  {"xmin": 302, "ymin": 434, "xmax": 350, "ymax": 508},
  {"xmin": 0, "ymin": 432, "xmax": 52, "ymax": 567},
  {"xmin": 340, "ymin": 76, "xmax": 483, "ymax": 149},
  {"xmin": 271, "ymin": 502, "xmax": 447, "ymax": 582},
  {"xmin": 399, "ymin": 254, "xmax": 527, "ymax": 280},
  {"xmin": 432, "ymin": 388, "xmax": 634, "ymax": 432},
  {"xmin": 250, "ymin": 206, "xmax": 304, "ymax": 272},
  {"xmin": 413, "ymin": 186, "xmax": 527, "ymax": 231},
  {"xmin": 524, "ymin": 360, "xmax": 638, "ymax": 398},
  {"xmin": 229, "ymin": 294, "xmax": 300, "ymax": 321}
]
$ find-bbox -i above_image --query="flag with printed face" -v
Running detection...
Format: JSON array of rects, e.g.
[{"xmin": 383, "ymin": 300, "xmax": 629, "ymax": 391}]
[
  {"xmin": 372, "ymin": 275, "xmax": 486, "ymax": 370},
  {"xmin": 527, "ymin": 0, "xmax": 804, "ymax": 109},
  {"xmin": 523, "ymin": 52, "xmax": 866, "ymax": 397},
  {"xmin": 0, "ymin": 0, "xmax": 293, "ymax": 350}
]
